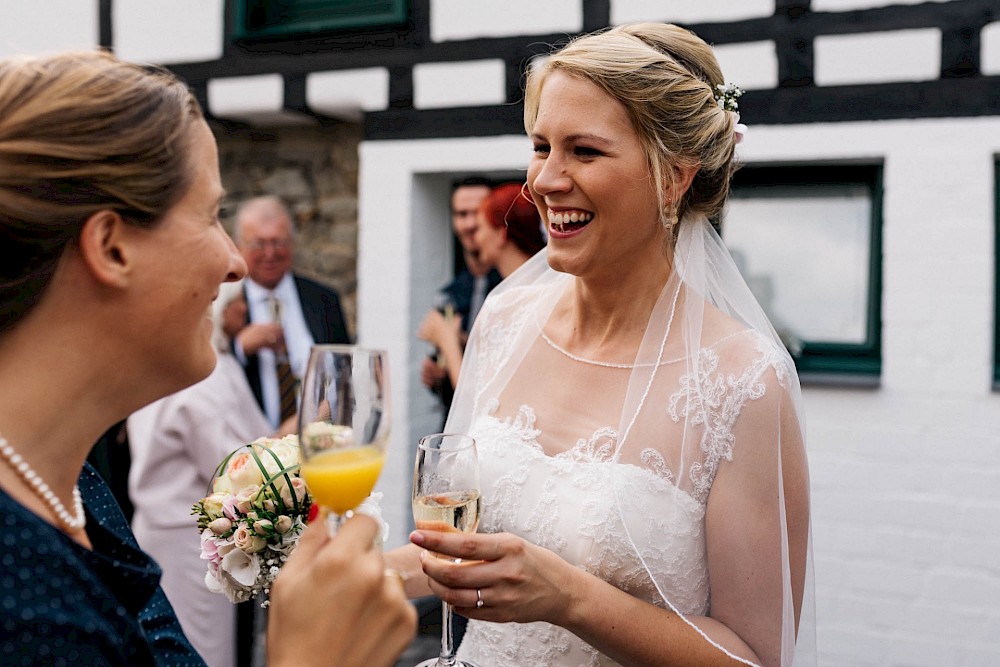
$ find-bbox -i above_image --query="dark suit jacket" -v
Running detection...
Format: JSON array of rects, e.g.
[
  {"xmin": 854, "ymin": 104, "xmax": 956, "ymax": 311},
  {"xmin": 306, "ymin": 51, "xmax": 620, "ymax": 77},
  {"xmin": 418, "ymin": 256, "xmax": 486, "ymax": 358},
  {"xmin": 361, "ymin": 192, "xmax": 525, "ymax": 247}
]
[
  {"xmin": 241, "ymin": 274, "xmax": 351, "ymax": 412},
  {"xmin": 440, "ymin": 268, "xmax": 503, "ymax": 333}
]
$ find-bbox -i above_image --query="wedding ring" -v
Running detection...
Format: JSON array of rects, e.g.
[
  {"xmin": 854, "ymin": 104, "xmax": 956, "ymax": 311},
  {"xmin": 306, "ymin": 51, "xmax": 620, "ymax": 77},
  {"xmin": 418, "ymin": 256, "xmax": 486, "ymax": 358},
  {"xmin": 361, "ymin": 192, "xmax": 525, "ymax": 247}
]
[{"xmin": 476, "ymin": 588, "xmax": 484, "ymax": 608}]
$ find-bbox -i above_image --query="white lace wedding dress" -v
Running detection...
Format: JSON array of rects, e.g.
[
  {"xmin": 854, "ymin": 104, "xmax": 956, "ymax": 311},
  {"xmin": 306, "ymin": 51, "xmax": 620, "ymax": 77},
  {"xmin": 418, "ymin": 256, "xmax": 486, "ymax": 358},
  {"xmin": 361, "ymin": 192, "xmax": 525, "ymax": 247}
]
[
  {"xmin": 455, "ymin": 405, "xmax": 710, "ymax": 667},
  {"xmin": 453, "ymin": 279, "xmax": 791, "ymax": 667}
]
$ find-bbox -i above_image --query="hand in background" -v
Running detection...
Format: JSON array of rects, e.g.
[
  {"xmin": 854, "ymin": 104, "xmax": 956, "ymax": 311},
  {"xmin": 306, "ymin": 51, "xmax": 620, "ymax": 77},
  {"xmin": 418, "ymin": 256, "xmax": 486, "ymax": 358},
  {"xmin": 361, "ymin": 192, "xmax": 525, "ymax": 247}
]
[
  {"xmin": 417, "ymin": 309, "xmax": 462, "ymax": 351},
  {"xmin": 236, "ymin": 322, "xmax": 285, "ymax": 355},
  {"xmin": 421, "ymin": 356, "xmax": 447, "ymax": 391},
  {"xmin": 417, "ymin": 310, "xmax": 464, "ymax": 389},
  {"xmin": 268, "ymin": 515, "xmax": 417, "ymax": 667}
]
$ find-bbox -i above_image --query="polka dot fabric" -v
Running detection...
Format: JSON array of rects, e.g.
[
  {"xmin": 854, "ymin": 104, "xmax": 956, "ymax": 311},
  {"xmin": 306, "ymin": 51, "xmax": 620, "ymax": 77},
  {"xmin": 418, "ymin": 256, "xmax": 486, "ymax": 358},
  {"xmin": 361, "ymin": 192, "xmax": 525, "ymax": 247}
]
[{"xmin": 0, "ymin": 465, "xmax": 205, "ymax": 666}]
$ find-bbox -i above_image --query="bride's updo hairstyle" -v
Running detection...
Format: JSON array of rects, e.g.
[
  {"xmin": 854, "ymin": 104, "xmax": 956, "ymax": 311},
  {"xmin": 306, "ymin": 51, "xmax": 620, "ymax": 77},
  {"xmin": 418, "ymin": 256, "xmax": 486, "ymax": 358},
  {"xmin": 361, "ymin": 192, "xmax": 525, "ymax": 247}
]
[
  {"xmin": 524, "ymin": 23, "xmax": 738, "ymax": 241},
  {"xmin": 0, "ymin": 51, "xmax": 204, "ymax": 333}
]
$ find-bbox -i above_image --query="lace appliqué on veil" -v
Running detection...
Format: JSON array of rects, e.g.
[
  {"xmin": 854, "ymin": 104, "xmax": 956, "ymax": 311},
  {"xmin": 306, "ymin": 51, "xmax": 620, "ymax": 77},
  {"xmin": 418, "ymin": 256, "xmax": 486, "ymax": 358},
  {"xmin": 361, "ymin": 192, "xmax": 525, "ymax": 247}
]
[{"xmin": 668, "ymin": 333, "xmax": 790, "ymax": 503}]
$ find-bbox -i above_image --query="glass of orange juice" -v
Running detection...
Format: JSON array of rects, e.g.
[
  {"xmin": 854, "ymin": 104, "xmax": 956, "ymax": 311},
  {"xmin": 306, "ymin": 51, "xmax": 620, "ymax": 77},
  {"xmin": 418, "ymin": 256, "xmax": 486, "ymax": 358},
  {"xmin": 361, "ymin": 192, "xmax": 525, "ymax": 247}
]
[{"xmin": 298, "ymin": 346, "xmax": 390, "ymax": 531}]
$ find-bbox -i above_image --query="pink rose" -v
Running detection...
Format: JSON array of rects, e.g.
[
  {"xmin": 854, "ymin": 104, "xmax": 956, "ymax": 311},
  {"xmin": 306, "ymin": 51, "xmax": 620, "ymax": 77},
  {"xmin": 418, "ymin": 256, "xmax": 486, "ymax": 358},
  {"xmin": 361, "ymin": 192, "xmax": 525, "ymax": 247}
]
[
  {"xmin": 279, "ymin": 477, "xmax": 308, "ymax": 508},
  {"xmin": 235, "ymin": 486, "xmax": 261, "ymax": 515},
  {"xmin": 209, "ymin": 517, "xmax": 233, "ymax": 535},
  {"xmin": 274, "ymin": 515, "xmax": 293, "ymax": 534},
  {"xmin": 234, "ymin": 525, "xmax": 266, "ymax": 554}
]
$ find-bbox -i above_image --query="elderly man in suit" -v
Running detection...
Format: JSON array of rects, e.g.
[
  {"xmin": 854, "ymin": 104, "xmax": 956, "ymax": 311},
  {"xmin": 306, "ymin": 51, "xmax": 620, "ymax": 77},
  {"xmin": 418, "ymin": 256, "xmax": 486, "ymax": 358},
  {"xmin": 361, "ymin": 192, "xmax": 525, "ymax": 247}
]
[{"xmin": 232, "ymin": 196, "xmax": 351, "ymax": 429}]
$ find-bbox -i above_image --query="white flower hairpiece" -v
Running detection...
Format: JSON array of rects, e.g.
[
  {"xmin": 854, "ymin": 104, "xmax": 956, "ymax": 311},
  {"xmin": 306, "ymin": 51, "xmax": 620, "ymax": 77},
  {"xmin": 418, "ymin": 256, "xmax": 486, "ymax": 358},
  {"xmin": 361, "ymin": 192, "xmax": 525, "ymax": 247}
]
[
  {"xmin": 714, "ymin": 82, "xmax": 743, "ymax": 111},
  {"xmin": 714, "ymin": 83, "xmax": 748, "ymax": 144}
]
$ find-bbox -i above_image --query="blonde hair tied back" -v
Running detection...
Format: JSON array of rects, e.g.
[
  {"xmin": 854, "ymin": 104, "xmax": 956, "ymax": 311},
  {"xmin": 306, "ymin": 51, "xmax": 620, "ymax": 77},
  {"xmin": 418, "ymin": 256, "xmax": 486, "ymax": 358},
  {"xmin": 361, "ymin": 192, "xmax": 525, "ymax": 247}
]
[{"xmin": 524, "ymin": 23, "xmax": 739, "ymax": 243}]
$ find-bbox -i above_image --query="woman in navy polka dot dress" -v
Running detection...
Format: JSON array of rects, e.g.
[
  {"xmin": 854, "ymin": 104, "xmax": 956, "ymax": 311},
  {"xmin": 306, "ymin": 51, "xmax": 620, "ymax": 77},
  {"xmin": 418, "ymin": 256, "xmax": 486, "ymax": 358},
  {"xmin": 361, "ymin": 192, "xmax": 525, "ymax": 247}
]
[{"xmin": 0, "ymin": 52, "xmax": 415, "ymax": 667}]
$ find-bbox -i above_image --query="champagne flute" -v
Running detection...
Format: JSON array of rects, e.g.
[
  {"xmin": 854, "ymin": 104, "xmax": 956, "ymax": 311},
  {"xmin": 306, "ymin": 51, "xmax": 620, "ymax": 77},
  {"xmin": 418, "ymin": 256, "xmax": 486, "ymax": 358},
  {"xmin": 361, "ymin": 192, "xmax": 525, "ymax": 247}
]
[
  {"xmin": 412, "ymin": 433, "xmax": 481, "ymax": 667},
  {"xmin": 298, "ymin": 345, "xmax": 390, "ymax": 532}
]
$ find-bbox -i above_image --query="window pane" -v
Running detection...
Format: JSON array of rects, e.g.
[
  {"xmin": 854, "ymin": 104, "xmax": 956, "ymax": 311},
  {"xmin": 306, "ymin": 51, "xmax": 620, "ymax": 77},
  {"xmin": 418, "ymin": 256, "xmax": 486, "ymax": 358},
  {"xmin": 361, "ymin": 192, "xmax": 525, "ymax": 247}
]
[{"xmin": 724, "ymin": 184, "xmax": 872, "ymax": 345}]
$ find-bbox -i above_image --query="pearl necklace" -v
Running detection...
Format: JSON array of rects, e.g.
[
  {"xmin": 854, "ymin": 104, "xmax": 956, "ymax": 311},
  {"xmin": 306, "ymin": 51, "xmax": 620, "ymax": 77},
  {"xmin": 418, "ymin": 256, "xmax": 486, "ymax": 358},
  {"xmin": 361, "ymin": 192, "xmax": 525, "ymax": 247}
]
[
  {"xmin": 538, "ymin": 282, "xmax": 683, "ymax": 369},
  {"xmin": 0, "ymin": 435, "xmax": 86, "ymax": 532}
]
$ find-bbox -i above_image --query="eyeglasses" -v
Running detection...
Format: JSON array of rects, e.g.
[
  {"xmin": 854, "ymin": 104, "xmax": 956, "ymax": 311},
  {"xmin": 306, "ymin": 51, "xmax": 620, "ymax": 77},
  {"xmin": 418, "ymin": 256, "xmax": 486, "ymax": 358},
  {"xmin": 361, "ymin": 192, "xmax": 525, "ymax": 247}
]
[{"xmin": 243, "ymin": 238, "xmax": 292, "ymax": 252}]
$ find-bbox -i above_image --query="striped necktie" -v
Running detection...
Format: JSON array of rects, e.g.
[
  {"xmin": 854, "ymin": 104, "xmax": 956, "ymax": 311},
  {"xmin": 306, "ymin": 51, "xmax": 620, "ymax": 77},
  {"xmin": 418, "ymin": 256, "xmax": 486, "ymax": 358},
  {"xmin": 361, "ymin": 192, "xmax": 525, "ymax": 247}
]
[{"xmin": 268, "ymin": 296, "xmax": 298, "ymax": 423}]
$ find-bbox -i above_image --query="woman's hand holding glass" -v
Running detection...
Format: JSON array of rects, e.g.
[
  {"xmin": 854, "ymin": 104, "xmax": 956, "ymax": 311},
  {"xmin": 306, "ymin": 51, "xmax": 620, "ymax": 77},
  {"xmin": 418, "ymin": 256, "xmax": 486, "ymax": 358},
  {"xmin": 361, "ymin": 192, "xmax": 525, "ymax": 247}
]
[
  {"xmin": 269, "ymin": 515, "xmax": 417, "ymax": 667},
  {"xmin": 410, "ymin": 433, "xmax": 481, "ymax": 667},
  {"xmin": 409, "ymin": 526, "xmax": 577, "ymax": 628}
]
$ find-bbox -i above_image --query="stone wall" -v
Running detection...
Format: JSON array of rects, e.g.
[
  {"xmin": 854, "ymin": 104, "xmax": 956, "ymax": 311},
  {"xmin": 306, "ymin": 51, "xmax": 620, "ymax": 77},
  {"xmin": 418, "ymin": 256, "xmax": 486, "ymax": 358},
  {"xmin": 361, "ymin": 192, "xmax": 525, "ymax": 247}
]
[{"xmin": 214, "ymin": 122, "xmax": 362, "ymax": 335}]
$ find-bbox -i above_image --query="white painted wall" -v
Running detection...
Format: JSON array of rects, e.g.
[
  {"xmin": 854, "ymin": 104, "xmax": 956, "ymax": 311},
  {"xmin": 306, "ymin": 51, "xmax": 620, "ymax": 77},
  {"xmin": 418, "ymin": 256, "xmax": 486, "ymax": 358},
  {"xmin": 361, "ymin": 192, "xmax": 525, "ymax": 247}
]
[
  {"xmin": 113, "ymin": 0, "xmax": 223, "ymax": 64},
  {"xmin": 812, "ymin": 0, "xmax": 953, "ymax": 11},
  {"xmin": 815, "ymin": 29, "xmax": 942, "ymax": 86},
  {"xmin": 357, "ymin": 117, "xmax": 1000, "ymax": 665},
  {"xmin": 430, "ymin": 0, "xmax": 582, "ymax": 42},
  {"xmin": 713, "ymin": 41, "xmax": 779, "ymax": 90},
  {"xmin": 982, "ymin": 22, "xmax": 1000, "ymax": 76},
  {"xmin": 0, "ymin": 0, "xmax": 98, "ymax": 58},
  {"xmin": 413, "ymin": 60, "xmax": 507, "ymax": 109},
  {"xmin": 611, "ymin": 0, "xmax": 774, "ymax": 24}
]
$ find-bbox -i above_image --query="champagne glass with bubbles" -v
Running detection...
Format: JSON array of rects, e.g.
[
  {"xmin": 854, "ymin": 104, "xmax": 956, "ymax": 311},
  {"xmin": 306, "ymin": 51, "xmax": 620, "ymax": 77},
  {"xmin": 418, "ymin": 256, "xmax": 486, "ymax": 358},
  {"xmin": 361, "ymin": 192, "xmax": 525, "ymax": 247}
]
[
  {"xmin": 412, "ymin": 433, "xmax": 481, "ymax": 667},
  {"xmin": 298, "ymin": 345, "xmax": 390, "ymax": 531}
]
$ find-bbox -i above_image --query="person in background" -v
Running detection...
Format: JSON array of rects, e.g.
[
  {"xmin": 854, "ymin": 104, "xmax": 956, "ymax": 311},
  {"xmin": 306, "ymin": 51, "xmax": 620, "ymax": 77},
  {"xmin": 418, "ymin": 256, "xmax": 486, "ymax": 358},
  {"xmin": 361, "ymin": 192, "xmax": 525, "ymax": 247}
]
[
  {"xmin": 389, "ymin": 23, "xmax": 813, "ymax": 667},
  {"xmin": 418, "ymin": 182, "xmax": 547, "ymax": 388},
  {"xmin": 0, "ymin": 50, "xmax": 414, "ymax": 667},
  {"xmin": 128, "ymin": 279, "xmax": 294, "ymax": 667},
  {"xmin": 420, "ymin": 178, "xmax": 501, "ymax": 424},
  {"xmin": 233, "ymin": 196, "xmax": 350, "ymax": 429}
]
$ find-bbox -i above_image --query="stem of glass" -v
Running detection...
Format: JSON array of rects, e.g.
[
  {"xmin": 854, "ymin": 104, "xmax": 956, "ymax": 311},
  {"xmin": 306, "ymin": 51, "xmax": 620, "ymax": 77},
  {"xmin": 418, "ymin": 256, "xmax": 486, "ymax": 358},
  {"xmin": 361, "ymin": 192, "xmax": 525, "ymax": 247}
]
[
  {"xmin": 324, "ymin": 508, "xmax": 349, "ymax": 536},
  {"xmin": 438, "ymin": 600, "xmax": 457, "ymax": 666}
]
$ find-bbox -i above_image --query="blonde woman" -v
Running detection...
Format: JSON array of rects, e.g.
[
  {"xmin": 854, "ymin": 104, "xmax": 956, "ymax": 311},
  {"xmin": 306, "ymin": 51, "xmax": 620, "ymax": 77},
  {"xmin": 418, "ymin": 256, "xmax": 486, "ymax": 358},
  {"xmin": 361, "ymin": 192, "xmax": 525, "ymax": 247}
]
[{"xmin": 390, "ymin": 24, "xmax": 814, "ymax": 667}]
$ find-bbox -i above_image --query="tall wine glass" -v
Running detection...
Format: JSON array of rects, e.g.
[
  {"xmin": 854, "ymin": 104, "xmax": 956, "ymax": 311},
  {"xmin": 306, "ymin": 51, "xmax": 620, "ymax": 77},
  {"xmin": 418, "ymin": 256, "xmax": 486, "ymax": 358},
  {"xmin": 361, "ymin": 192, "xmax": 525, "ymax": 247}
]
[
  {"xmin": 412, "ymin": 433, "xmax": 481, "ymax": 667},
  {"xmin": 298, "ymin": 345, "xmax": 390, "ymax": 532}
]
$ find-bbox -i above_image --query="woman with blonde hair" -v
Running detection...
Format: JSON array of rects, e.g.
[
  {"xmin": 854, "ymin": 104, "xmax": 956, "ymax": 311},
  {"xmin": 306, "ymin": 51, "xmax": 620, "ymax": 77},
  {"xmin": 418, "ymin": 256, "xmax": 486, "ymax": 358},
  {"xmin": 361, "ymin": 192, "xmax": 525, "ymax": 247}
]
[
  {"xmin": 0, "ymin": 51, "xmax": 414, "ymax": 666},
  {"xmin": 390, "ymin": 23, "xmax": 814, "ymax": 667}
]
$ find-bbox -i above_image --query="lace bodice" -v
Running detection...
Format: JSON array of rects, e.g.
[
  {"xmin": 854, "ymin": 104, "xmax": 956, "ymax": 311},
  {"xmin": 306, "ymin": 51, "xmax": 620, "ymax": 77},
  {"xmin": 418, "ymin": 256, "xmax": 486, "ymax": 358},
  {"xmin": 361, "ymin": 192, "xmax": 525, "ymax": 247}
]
[
  {"xmin": 457, "ymin": 403, "xmax": 709, "ymax": 667},
  {"xmin": 454, "ymin": 281, "xmax": 796, "ymax": 666}
]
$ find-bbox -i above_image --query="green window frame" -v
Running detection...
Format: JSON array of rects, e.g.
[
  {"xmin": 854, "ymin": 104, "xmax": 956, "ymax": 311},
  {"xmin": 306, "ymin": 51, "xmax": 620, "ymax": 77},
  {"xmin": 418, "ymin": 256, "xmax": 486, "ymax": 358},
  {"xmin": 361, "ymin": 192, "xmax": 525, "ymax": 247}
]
[
  {"xmin": 723, "ymin": 164, "xmax": 883, "ymax": 384},
  {"xmin": 994, "ymin": 158, "xmax": 1000, "ymax": 389},
  {"xmin": 233, "ymin": 0, "xmax": 408, "ymax": 40}
]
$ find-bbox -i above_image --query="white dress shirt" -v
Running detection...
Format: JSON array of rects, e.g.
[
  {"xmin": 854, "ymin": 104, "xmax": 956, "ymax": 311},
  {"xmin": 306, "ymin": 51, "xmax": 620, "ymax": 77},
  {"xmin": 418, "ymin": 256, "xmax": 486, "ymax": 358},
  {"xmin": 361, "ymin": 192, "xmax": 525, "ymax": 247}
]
[{"xmin": 244, "ymin": 274, "xmax": 316, "ymax": 427}]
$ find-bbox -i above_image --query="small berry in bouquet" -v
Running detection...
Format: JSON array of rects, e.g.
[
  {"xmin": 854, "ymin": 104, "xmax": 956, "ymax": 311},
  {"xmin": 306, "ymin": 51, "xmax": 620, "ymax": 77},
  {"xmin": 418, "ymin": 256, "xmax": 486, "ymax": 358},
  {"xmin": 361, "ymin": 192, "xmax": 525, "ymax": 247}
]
[{"xmin": 192, "ymin": 435, "xmax": 311, "ymax": 606}]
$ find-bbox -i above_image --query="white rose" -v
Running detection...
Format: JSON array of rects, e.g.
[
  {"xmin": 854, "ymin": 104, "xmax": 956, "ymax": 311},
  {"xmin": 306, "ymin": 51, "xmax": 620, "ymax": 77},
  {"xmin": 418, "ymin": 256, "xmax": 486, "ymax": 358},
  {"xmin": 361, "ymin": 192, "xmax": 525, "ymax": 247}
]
[
  {"xmin": 201, "ymin": 492, "xmax": 228, "ymax": 518},
  {"xmin": 259, "ymin": 438, "xmax": 300, "ymax": 491},
  {"xmin": 302, "ymin": 423, "xmax": 354, "ymax": 451}
]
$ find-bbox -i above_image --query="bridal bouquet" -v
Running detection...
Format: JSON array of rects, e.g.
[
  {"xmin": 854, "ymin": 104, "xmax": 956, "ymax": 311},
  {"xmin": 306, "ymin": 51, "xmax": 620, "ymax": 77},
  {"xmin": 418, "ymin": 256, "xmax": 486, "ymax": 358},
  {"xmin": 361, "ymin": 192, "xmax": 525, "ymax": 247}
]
[{"xmin": 192, "ymin": 435, "xmax": 313, "ymax": 606}]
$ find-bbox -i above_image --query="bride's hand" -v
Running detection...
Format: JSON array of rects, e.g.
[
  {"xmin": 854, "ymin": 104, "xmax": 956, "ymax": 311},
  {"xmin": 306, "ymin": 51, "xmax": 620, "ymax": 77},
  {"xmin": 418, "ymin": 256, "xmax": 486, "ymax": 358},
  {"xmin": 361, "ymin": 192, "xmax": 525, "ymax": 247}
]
[{"xmin": 409, "ymin": 529, "xmax": 577, "ymax": 626}]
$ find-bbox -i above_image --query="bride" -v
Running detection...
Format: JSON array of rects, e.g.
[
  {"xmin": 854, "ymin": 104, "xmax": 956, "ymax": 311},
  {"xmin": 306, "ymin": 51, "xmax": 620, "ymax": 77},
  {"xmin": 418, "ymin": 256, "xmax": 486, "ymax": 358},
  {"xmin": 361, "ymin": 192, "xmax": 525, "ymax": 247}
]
[{"xmin": 389, "ymin": 22, "xmax": 815, "ymax": 667}]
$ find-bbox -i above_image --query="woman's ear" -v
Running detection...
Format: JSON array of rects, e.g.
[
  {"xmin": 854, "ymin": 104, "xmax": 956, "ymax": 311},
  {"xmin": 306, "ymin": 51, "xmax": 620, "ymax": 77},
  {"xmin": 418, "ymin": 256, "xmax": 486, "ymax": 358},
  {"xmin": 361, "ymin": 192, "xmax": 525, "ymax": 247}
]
[
  {"xmin": 667, "ymin": 162, "xmax": 699, "ymax": 202},
  {"xmin": 76, "ymin": 209, "xmax": 133, "ymax": 288}
]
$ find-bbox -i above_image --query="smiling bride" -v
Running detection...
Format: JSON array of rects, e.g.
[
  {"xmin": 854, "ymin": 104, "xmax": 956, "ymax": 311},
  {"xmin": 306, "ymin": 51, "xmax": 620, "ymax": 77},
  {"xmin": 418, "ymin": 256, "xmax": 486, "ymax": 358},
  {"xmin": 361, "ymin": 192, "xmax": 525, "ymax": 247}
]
[{"xmin": 387, "ymin": 22, "xmax": 815, "ymax": 667}]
